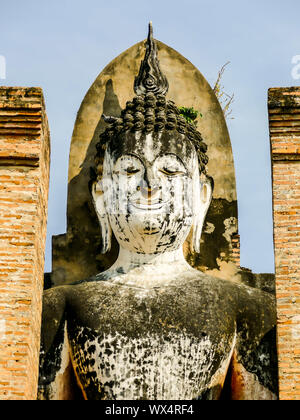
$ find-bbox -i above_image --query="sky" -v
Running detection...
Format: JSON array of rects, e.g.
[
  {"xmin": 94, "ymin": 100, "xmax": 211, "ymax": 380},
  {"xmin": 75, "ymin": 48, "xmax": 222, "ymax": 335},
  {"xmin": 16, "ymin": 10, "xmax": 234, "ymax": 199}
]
[{"xmin": 1, "ymin": 0, "xmax": 300, "ymax": 274}]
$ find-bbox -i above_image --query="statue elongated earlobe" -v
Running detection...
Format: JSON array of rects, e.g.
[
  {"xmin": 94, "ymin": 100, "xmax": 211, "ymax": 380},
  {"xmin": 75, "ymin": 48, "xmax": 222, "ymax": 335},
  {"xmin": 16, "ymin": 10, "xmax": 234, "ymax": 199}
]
[
  {"xmin": 92, "ymin": 181, "xmax": 112, "ymax": 254},
  {"xmin": 192, "ymin": 174, "xmax": 213, "ymax": 253}
]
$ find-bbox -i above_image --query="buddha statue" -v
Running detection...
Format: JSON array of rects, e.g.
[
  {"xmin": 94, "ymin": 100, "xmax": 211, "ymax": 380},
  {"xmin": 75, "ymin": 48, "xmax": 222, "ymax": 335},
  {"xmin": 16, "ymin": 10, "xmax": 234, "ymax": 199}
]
[{"xmin": 38, "ymin": 24, "xmax": 277, "ymax": 400}]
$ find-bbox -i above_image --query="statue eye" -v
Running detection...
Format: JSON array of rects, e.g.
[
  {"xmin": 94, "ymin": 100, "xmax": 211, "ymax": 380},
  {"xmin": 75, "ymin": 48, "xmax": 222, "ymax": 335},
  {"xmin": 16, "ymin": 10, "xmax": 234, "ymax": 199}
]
[
  {"xmin": 125, "ymin": 167, "xmax": 140, "ymax": 175},
  {"xmin": 160, "ymin": 167, "xmax": 185, "ymax": 176}
]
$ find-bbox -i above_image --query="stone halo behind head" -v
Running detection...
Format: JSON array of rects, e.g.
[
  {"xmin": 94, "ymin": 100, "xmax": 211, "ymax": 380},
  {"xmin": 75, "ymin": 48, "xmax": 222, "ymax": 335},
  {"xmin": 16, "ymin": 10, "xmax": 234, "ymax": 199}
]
[{"xmin": 93, "ymin": 23, "xmax": 209, "ymax": 182}]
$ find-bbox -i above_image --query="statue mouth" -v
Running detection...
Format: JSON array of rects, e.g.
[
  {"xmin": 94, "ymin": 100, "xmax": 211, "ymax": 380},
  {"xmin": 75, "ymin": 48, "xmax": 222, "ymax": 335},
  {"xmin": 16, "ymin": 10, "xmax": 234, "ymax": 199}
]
[
  {"xmin": 143, "ymin": 229, "xmax": 160, "ymax": 235},
  {"xmin": 130, "ymin": 200, "xmax": 166, "ymax": 211}
]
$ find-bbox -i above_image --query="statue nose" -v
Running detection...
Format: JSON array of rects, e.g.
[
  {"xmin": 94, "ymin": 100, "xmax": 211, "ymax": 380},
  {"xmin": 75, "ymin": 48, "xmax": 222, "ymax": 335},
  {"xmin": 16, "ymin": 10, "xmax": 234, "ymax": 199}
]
[{"xmin": 138, "ymin": 179, "xmax": 160, "ymax": 200}]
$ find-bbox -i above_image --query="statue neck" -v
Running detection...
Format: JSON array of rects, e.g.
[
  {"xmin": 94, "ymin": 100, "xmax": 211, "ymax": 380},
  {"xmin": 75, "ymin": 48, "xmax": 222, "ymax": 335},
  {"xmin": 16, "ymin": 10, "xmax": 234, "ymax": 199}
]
[{"xmin": 110, "ymin": 246, "xmax": 190, "ymax": 275}]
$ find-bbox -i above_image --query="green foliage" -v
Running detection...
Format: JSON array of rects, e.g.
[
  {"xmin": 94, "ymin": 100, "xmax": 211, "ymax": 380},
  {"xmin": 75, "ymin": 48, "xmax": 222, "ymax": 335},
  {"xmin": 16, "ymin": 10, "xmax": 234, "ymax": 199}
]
[{"xmin": 178, "ymin": 106, "xmax": 202, "ymax": 125}]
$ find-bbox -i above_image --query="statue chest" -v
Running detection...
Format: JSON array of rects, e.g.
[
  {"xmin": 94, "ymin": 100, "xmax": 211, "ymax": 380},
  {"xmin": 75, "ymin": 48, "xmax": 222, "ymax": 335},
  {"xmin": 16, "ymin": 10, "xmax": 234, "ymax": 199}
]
[
  {"xmin": 66, "ymin": 282, "xmax": 237, "ymax": 399},
  {"xmin": 68, "ymin": 325, "xmax": 235, "ymax": 400}
]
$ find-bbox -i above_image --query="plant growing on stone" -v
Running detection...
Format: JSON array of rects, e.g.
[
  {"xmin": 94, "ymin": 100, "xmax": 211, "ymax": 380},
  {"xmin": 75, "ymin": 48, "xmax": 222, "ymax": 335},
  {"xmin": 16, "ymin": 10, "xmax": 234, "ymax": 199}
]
[{"xmin": 178, "ymin": 106, "xmax": 202, "ymax": 125}]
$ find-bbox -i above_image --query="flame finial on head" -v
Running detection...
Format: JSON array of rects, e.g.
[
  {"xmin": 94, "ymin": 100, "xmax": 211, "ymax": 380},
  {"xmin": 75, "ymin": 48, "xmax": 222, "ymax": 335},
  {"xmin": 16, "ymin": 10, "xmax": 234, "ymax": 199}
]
[{"xmin": 134, "ymin": 22, "xmax": 169, "ymax": 96}]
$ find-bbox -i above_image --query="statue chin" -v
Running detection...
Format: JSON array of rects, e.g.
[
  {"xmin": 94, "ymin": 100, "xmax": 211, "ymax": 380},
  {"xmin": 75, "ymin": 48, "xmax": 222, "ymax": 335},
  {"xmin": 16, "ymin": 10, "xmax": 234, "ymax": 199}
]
[{"xmin": 109, "ymin": 211, "xmax": 193, "ymax": 255}]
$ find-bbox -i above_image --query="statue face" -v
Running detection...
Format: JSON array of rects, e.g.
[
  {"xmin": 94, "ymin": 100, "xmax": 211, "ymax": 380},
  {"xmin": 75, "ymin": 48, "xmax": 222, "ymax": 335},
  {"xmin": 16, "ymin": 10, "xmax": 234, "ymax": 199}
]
[{"xmin": 100, "ymin": 130, "xmax": 201, "ymax": 254}]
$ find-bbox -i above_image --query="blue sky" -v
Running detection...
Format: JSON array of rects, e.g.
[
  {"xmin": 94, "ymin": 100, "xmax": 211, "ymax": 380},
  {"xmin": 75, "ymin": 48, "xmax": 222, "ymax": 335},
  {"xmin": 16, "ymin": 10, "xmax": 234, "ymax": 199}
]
[{"xmin": 1, "ymin": 0, "xmax": 299, "ymax": 273}]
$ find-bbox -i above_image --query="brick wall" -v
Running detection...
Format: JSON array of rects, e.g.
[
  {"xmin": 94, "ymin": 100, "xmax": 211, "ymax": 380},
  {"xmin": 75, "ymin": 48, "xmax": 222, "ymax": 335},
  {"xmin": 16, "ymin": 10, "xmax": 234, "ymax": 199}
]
[
  {"xmin": 268, "ymin": 87, "xmax": 300, "ymax": 400},
  {"xmin": 0, "ymin": 87, "xmax": 50, "ymax": 400}
]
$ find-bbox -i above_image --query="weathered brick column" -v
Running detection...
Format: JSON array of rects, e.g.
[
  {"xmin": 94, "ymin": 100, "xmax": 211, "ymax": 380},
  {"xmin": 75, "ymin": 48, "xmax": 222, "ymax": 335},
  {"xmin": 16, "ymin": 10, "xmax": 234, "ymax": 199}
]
[
  {"xmin": 268, "ymin": 87, "xmax": 300, "ymax": 400},
  {"xmin": 0, "ymin": 87, "xmax": 50, "ymax": 400}
]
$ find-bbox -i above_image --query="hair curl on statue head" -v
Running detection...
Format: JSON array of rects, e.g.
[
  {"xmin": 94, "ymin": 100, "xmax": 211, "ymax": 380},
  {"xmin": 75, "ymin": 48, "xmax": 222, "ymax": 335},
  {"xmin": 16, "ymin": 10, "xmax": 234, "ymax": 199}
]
[{"xmin": 93, "ymin": 93, "xmax": 209, "ymax": 182}]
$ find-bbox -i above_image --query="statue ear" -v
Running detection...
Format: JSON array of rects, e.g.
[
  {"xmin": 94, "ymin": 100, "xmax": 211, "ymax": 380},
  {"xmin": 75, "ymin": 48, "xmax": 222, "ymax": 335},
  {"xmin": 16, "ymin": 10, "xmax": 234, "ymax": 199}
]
[
  {"xmin": 91, "ymin": 180, "xmax": 112, "ymax": 254},
  {"xmin": 192, "ymin": 174, "xmax": 213, "ymax": 253}
]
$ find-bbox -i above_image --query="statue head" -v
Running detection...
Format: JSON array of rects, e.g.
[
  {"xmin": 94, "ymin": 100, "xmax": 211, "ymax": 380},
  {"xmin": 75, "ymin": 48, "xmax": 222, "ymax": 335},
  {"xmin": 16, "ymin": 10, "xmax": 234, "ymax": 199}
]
[{"xmin": 91, "ymin": 23, "xmax": 213, "ymax": 256}]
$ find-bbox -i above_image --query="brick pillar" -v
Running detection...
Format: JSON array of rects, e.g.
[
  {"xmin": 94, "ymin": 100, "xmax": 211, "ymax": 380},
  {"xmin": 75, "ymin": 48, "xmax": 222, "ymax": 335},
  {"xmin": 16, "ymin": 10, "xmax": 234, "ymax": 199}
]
[
  {"xmin": 0, "ymin": 87, "xmax": 50, "ymax": 400},
  {"xmin": 268, "ymin": 87, "xmax": 300, "ymax": 400}
]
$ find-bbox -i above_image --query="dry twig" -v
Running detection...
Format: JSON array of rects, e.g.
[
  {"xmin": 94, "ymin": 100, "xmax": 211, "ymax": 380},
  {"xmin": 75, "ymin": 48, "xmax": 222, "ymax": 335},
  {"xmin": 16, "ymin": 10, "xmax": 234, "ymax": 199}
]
[{"xmin": 213, "ymin": 62, "xmax": 234, "ymax": 119}]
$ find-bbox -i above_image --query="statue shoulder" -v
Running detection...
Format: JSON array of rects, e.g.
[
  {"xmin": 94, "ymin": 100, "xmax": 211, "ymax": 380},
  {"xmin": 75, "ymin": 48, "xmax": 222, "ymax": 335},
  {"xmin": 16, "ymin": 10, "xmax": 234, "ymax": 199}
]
[
  {"xmin": 43, "ymin": 284, "xmax": 69, "ymax": 308},
  {"xmin": 186, "ymin": 269, "xmax": 276, "ymax": 330},
  {"xmin": 184, "ymin": 268, "xmax": 244, "ymax": 296},
  {"xmin": 189, "ymin": 269, "xmax": 275, "ymax": 307},
  {"xmin": 61, "ymin": 271, "xmax": 119, "ymax": 303},
  {"xmin": 233, "ymin": 281, "xmax": 276, "ymax": 328},
  {"xmin": 69, "ymin": 268, "xmax": 121, "ymax": 288}
]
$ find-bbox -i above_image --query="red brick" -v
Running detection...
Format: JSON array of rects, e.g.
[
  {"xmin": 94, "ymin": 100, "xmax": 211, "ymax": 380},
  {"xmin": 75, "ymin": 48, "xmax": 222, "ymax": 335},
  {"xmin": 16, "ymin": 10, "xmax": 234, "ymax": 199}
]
[
  {"xmin": 0, "ymin": 87, "xmax": 50, "ymax": 400},
  {"xmin": 269, "ymin": 87, "xmax": 300, "ymax": 401}
]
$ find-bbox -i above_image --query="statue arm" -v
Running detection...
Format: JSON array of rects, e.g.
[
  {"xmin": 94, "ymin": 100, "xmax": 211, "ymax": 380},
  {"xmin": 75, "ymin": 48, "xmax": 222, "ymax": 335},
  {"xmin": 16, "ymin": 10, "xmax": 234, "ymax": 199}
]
[
  {"xmin": 229, "ymin": 337, "xmax": 278, "ymax": 400},
  {"xmin": 229, "ymin": 286, "xmax": 278, "ymax": 400},
  {"xmin": 38, "ymin": 286, "xmax": 77, "ymax": 400}
]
